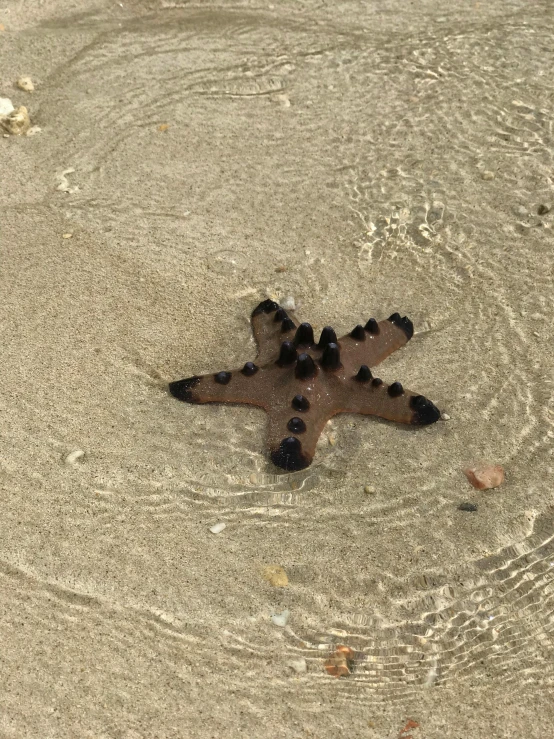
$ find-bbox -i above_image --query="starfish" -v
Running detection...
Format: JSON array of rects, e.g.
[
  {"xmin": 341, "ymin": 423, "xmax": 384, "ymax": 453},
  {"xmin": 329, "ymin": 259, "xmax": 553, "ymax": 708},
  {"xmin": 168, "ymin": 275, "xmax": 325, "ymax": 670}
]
[{"xmin": 169, "ymin": 299, "xmax": 440, "ymax": 471}]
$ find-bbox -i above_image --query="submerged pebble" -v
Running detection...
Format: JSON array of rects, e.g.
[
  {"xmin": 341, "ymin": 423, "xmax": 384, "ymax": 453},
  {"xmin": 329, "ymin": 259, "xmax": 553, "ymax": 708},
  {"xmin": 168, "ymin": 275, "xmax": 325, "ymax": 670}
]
[
  {"xmin": 262, "ymin": 565, "xmax": 289, "ymax": 587},
  {"xmin": 464, "ymin": 463, "xmax": 505, "ymax": 490},
  {"xmin": 324, "ymin": 645, "xmax": 355, "ymax": 677},
  {"xmin": 64, "ymin": 449, "xmax": 85, "ymax": 465},
  {"xmin": 0, "ymin": 104, "xmax": 30, "ymax": 135},
  {"xmin": 16, "ymin": 76, "xmax": 35, "ymax": 92},
  {"xmin": 538, "ymin": 203, "xmax": 551, "ymax": 215},
  {"xmin": 458, "ymin": 502, "xmax": 478, "ymax": 512},
  {"xmin": 288, "ymin": 657, "xmax": 307, "ymax": 674},
  {"xmin": 271, "ymin": 609, "xmax": 290, "ymax": 627}
]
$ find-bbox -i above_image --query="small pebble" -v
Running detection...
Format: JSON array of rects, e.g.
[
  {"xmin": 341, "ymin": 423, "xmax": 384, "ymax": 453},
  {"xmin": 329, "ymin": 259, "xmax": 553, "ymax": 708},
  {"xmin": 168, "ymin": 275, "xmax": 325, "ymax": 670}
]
[
  {"xmin": 324, "ymin": 645, "xmax": 355, "ymax": 678},
  {"xmin": 513, "ymin": 205, "xmax": 528, "ymax": 218},
  {"xmin": 464, "ymin": 463, "xmax": 505, "ymax": 490},
  {"xmin": 16, "ymin": 76, "xmax": 34, "ymax": 92},
  {"xmin": 288, "ymin": 658, "xmax": 307, "ymax": 674},
  {"xmin": 363, "ymin": 484, "xmax": 376, "ymax": 495},
  {"xmin": 209, "ymin": 522, "xmax": 226, "ymax": 534},
  {"xmin": 0, "ymin": 105, "xmax": 30, "ymax": 135},
  {"xmin": 262, "ymin": 565, "xmax": 289, "ymax": 587},
  {"xmin": 62, "ymin": 233, "xmax": 73, "ymax": 239},
  {"xmin": 281, "ymin": 296, "xmax": 296, "ymax": 311},
  {"xmin": 64, "ymin": 449, "xmax": 85, "ymax": 465},
  {"xmin": 458, "ymin": 502, "xmax": 478, "ymax": 512},
  {"xmin": 158, "ymin": 123, "xmax": 169, "ymax": 132},
  {"xmin": 271, "ymin": 609, "xmax": 290, "ymax": 627},
  {"xmin": 538, "ymin": 204, "xmax": 551, "ymax": 215},
  {"xmin": 441, "ymin": 412, "xmax": 451, "ymax": 421},
  {"xmin": 482, "ymin": 171, "xmax": 495, "ymax": 180}
]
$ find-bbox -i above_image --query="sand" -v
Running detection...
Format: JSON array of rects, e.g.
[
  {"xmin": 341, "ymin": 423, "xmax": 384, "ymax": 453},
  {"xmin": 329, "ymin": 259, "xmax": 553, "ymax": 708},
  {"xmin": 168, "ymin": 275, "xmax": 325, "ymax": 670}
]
[{"xmin": 1, "ymin": 0, "xmax": 554, "ymax": 736}]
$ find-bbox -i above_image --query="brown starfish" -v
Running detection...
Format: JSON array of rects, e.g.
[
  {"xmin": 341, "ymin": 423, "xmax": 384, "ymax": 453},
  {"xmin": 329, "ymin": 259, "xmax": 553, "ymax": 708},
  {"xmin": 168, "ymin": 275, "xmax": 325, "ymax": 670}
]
[{"xmin": 169, "ymin": 299, "xmax": 440, "ymax": 471}]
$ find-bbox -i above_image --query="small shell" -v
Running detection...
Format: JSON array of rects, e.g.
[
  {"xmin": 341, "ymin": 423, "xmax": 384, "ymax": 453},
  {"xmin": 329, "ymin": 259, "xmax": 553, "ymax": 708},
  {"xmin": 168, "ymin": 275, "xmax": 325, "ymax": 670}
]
[
  {"xmin": 209, "ymin": 522, "xmax": 226, "ymax": 534},
  {"xmin": 464, "ymin": 463, "xmax": 504, "ymax": 490}
]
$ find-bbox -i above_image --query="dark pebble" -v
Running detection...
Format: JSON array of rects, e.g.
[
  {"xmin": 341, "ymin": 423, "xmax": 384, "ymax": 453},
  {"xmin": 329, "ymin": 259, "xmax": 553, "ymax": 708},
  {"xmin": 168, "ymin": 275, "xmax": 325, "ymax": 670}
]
[
  {"xmin": 458, "ymin": 502, "xmax": 478, "ymax": 512},
  {"xmin": 538, "ymin": 204, "xmax": 551, "ymax": 216}
]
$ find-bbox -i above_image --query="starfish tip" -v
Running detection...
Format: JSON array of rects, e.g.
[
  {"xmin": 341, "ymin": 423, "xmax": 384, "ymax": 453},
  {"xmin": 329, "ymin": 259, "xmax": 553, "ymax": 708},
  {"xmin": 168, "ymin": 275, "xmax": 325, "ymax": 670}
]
[
  {"xmin": 252, "ymin": 299, "xmax": 280, "ymax": 317},
  {"xmin": 410, "ymin": 395, "xmax": 440, "ymax": 425},
  {"xmin": 271, "ymin": 437, "xmax": 311, "ymax": 471},
  {"xmin": 169, "ymin": 376, "xmax": 201, "ymax": 403},
  {"xmin": 388, "ymin": 313, "xmax": 414, "ymax": 340}
]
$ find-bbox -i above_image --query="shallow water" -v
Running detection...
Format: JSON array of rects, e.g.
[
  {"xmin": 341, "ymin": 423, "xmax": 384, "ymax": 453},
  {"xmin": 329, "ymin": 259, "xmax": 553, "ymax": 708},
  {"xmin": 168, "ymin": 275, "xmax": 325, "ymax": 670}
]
[{"xmin": 1, "ymin": 0, "xmax": 554, "ymax": 734}]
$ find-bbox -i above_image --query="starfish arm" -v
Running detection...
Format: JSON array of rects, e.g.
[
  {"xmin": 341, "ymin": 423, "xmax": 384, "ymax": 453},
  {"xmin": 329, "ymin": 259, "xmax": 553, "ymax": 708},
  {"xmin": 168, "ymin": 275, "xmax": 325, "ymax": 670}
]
[
  {"xmin": 266, "ymin": 402, "xmax": 335, "ymax": 472},
  {"xmin": 336, "ymin": 376, "xmax": 440, "ymax": 426},
  {"xmin": 169, "ymin": 367, "xmax": 272, "ymax": 408},
  {"xmin": 337, "ymin": 314, "xmax": 414, "ymax": 369},
  {"xmin": 251, "ymin": 300, "xmax": 298, "ymax": 364}
]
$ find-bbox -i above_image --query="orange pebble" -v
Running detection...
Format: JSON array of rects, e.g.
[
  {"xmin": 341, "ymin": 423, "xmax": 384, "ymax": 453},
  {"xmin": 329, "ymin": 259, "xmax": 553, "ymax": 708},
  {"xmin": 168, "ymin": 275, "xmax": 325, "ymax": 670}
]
[
  {"xmin": 464, "ymin": 463, "xmax": 504, "ymax": 490},
  {"xmin": 324, "ymin": 645, "xmax": 355, "ymax": 677}
]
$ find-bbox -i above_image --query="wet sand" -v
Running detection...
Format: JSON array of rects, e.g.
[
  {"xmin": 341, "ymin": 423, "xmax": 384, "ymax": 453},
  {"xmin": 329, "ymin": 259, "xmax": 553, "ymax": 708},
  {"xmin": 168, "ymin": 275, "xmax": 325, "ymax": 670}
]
[{"xmin": 1, "ymin": 0, "xmax": 554, "ymax": 736}]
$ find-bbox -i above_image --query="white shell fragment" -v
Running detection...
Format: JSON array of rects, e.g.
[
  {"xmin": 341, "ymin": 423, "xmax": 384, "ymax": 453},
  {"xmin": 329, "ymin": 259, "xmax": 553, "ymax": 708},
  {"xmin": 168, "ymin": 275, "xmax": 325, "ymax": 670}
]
[
  {"xmin": 64, "ymin": 449, "xmax": 85, "ymax": 465},
  {"xmin": 271, "ymin": 609, "xmax": 290, "ymax": 627},
  {"xmin": 0, "ymin": 98, "xmax": 15, "ymax": 116},
  {"xmin": 209, "ymin": 522, "xmax": 226, "ymax": 534},
  {"xmin": 56, "ymin": 168, "xmax": 79, "ymax": 194}
]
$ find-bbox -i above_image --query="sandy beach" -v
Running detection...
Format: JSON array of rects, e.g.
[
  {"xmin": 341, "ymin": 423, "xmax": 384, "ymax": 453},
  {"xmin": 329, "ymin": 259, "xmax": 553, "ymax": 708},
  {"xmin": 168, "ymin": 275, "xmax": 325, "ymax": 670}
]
[{"xmin": 1, "ymin": 0, "xmax": 554, "ymax": 735}]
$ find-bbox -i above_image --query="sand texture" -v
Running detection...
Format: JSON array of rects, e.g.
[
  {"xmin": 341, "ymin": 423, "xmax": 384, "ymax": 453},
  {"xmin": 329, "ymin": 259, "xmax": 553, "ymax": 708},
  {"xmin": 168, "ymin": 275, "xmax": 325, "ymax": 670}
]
[{"xmin": 1, "ymin": 0, "xmax": 554, "ymax": 736}]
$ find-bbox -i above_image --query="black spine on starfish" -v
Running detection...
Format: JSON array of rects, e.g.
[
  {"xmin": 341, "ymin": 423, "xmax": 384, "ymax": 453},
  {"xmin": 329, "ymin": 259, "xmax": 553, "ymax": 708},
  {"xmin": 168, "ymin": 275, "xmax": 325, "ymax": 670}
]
[
  {"xmin": 274, "ymin": 308, "xmax": 288, "ymax": 322},
  {"xmin": 317, "ymin": 326, "xmax": 338, "ymax": 348},
  {"xmin": 296, "ymin": 352, "xmax": 317, "ymax": 379},
  {"xmin": 365, "ymin": 318, "xmax": 380, "ymax": 334},
  {"xmin": 350, "ymin": 324, "xmax": 366, "ymax": 341},
  {"xmin": 277, "ymin": 341, "xmax": 297, "ymax": 366},
  {"xmin": 281, "ymin": 317, "xmax": 296, "ymax": 332},
  {"xmin": 388, "ymin": 313, "xmax": 414, "ymax": 340},
  {"xmin": 241, "ymin": 362, "xmax": 258, "ymax": 376},
  {"xmin": 292, "ymin": 394, "xmax": 310, "ymax": 411},
  {"xmin": 294, "ymin": 322, "xmax": 315, "ymax": 346},
  {"xmin": 320, "ymin": 342, "xmax": 342, "ymax": 370},
  {"xmin": 287, "ymin": 416, "xmax": 307, "ymax": 433},
  {"xmin": 355, "ymin": 364, "xmax": 372, "ymax": 382},
  {"xmin": 215, "ymin": 371, "xmax": 231, "ymax": 385},
  {"xmin": 388, "ymin": 381, "xmax": 404, "ymax": 397}
]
